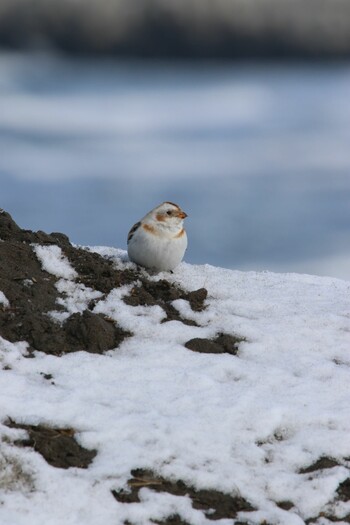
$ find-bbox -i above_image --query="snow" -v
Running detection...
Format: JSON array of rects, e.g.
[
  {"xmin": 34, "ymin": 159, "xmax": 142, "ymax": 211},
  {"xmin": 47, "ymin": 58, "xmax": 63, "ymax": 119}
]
[
  {"xmin": 33, "ymin": 244, "xmax": 103, "ymax": 321},
  {"xmin": 0, "ymin": 291, "xmax": 9, "ymax": 308},
  {"xmin": 1, "ymin": 245, "xmax": 350, "ymax": 524},
  {"xmin": 32, "ymin": 245, "xmax": 78, "ymax": 280}
]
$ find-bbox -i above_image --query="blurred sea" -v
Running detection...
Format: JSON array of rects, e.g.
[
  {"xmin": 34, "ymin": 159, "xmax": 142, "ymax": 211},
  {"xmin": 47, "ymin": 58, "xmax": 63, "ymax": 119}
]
[{"xmin": 1, "ymin": 52, "xmax": 350, "ymax": 279}]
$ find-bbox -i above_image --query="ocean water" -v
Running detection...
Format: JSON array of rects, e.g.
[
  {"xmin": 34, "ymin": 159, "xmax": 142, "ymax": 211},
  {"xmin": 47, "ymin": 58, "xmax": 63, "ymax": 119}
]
[{"xmin": 1, "ymin": 52, "xmax": 350, "ymax": 279}]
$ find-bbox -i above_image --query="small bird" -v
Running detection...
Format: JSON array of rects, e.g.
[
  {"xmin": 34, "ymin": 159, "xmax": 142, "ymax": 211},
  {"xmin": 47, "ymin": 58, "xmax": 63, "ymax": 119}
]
[{"xmin": 127, "ymin": 202, "xmax": 188, "ymax": 271}]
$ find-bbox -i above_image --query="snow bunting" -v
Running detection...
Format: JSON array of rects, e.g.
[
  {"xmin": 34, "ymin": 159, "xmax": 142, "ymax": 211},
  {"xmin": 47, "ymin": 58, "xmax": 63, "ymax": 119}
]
[{"xmin": 127, "ymin": 202, "xmax": 188, "ymax": 271}]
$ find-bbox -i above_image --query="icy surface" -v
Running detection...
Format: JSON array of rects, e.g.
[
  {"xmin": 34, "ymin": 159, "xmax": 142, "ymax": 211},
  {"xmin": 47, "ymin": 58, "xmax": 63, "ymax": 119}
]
[{"xmin": 0, "ymin": 246, "xmax": 350, "ymax": 524}]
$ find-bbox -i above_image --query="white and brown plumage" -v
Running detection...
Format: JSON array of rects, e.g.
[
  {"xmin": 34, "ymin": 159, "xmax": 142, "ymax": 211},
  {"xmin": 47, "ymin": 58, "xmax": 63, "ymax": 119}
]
[{"xmin": 127, "ymin": 202, "xmax": 188, "ymax": 271}]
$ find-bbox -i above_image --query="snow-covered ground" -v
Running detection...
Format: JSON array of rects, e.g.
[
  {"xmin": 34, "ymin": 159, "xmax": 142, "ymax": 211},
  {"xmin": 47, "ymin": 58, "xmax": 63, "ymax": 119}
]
[{"xmin": 0, "ymin": 245, "xmax": 350, "ymax": 524}]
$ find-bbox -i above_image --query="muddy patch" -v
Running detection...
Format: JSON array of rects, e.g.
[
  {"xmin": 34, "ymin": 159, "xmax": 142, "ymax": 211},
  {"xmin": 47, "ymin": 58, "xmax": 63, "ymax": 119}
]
[
  {"xmin": 6, "ymin": 419, "xmax": 97, "ymax": 469},
  {"xmin": 0, "ymin": 211, "xmax": 131, "ymax": 355},
  {"xmin": 151, "ymin": 516, "xmax": 191, "ymax": 525},
  {"xmin": 123, "ymin": 280, "xmax": 207, "ymax": 325},
  {"xmin": 112, "ymin": 468, "xmax": 254, "ymax": 521},
  {"xmin": 0, "ymin": 295, "xmax": 129, "ymax": 356},
  {"xmin": 63, "ymin": 310, "xmax": 130, "ymax": 354},
  {"xmin": 61, "ymin": 244, "xmax": 138, "ymax": 293},
  {"xmin": 0, "ymin": 210, "xmax": 206, "ymax": 351},
  {"xmin": 299, "ymin": 456, "xmax": 341, "ymax": 474},
  {"xmin": 185, "ymin": 333, "xmax": 244, "ymax": 355},
  {"xmin": 276, "ymin": 500, "xmax": 294, "ymax": 510},
  {"xmin": 336, "ymin": 477, "xmax": 350, "ymax": 502},
  {"xmin": 0, "ymin": 208, "xmax": 133, "ymax": 294}
]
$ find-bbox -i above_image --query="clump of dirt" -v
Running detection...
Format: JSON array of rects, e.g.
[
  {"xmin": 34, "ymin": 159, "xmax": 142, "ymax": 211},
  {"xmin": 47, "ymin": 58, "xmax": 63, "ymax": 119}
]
[
  {"xmin": 112, "ymin": 468, "xmax": 254, "ymax": 520},
  {"xmin": 306, "ymin": 496, "xmax": 350, "ymax": 524},
  {"xmin": 306, "ymin": 514, "xmax": 350, "ymax": 524},
  {"xmin": 0, "ymin": 307, "xmax": 129, "ymax": 356},
  {"xmin": 299, "ymin": 456, "xmax": 340, "ymax": 474},
  {"xmin": 123, "ymin": 280, "xmax": 207, "ymax": 325},
  {"xmin": 61, "ymin": 244, "xmax": 138, "ymax": 293},
  {"xmin": 64, "ymin": 311, "xmax": 130, "ymax": 354},
  {"xmin": 276, "ymin": 500, "xmax": 294, "ymax": 510},
  {"xmin": 0, "ymin": 209, "xmax": 137, "ymax": 293},
  {"xmin": 6, "ymin": 419, "xmax": 97, "ymax": 469},
  {"xmin": 0, "ymin": 261, "xmax": 130, "ymax": 355},
  {"xmin": 184, "ymin": 333, "xmax": 244, "ymax": 355},
  {"xmin": 336, "ymin": 478, "xmax": 350, "ymax": 501},
  {"xmin": 0, "ymin": 211, "xmax": 131, "ymax": 355},
  {"xmin": 0, "ymin": 233, "xmax": 65, "ymax": 354},
  {"xmin": 186, "ymin": 287, "xmax": 208, "ymax": 311},
  {"xmin": 0, "ymin": 210, "xmax": 207, "ymax": 352},
  {"xmin": 0, "ymin": 208, "xmax": 71, "ymax": 247},
  {"xmin": 151, "ymin": 516, "xmax": 191, "ymax": 525}
]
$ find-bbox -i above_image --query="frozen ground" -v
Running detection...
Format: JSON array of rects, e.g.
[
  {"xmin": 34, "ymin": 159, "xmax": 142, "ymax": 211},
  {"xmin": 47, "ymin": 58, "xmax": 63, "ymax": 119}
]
[{"xmin": 0, "ymin": 227, "xmax": 350, "ymax": 524}]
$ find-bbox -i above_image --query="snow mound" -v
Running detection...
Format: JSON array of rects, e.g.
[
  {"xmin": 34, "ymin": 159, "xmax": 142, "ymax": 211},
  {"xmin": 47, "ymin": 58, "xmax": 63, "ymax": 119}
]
[{"xmin": 0, "ymin": 211, "xmax": 349, "ymax": 525}]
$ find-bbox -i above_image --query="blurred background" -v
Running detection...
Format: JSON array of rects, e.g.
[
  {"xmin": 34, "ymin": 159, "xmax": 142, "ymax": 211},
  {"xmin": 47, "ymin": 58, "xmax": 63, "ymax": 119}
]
[{"xmin": 1, "ymin": 0, "xmax": 350, "ymax": 279}]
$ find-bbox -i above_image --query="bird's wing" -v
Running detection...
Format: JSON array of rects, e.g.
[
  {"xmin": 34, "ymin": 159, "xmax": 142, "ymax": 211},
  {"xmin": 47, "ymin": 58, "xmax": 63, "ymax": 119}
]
[{"xmin": 127, "ymin": 221, "xmax": 141, "ymax": 244}]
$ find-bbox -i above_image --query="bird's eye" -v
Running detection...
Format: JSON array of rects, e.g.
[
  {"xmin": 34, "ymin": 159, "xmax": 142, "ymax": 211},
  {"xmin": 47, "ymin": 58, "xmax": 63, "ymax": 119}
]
[{"xmin": 166, "ymin": 211, "xmax": 172, "ymax": 216}]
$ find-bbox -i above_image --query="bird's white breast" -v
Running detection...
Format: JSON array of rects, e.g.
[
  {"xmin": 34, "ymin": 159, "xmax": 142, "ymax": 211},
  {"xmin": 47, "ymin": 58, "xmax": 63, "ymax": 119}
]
[{"xmin": 128, "ymin": 226, "xmax": 187, "ymax": 271}]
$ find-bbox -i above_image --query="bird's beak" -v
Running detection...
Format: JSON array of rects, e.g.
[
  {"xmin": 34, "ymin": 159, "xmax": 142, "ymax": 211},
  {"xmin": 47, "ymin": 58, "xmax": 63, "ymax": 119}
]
[{"xmin": 178, "ymin": 211, "xmax": 188, "ymax": 219}]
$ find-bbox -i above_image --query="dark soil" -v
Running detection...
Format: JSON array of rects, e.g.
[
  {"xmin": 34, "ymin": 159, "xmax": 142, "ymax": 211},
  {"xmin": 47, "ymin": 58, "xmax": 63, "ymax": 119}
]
[
  {"xmin": 151, "ymin": 516, "xmax": 191, "ymax": 525},
  {"xmin": 299, "ymin": 457, "xmax": 340, "ymax": 474},
  {"xmin": 276, "ymin": 500, "xmax": 294, "ymax": 510},
  {"xmin": 123, "ymin": 280, "xmax": 207, "ymax": 326},
  {"xmin": 0, "ymin": 210, "xmax": 206, "ymax": 354},
  {"xmin": 0, "ymin": 211, "xmax": 131, "ymax": 355},
  {"xmin": 112, "ymin": 468, "xmax": 254, "ymax": 521},
  {"xmin": 337, "ymin": 478, "xmax": 350, "ymax": 501},
  {"xmin": 306, "ymin": 510, "xmax": 350, "ymax": 523},
  {"xmin": 185, "ymin": 333, "xmax": 244, "ymax": 355},
  {"xmin": 64, "ymin": 310, "xmax": 129, "ymax": 354},
  {"xmin": 62, "ymin": 244, "xmax": 138, "ymax": 293},
  {"xmin": 6, "ymin": 419, "xmax": 97, "ymax": 469}
]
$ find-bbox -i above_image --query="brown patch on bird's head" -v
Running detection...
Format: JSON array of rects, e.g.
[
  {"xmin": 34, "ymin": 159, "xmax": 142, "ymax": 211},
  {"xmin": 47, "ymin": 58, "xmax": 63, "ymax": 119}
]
[{"xmin": 156, "ymin": 213, "xmax": 166, "ymax": 222}]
